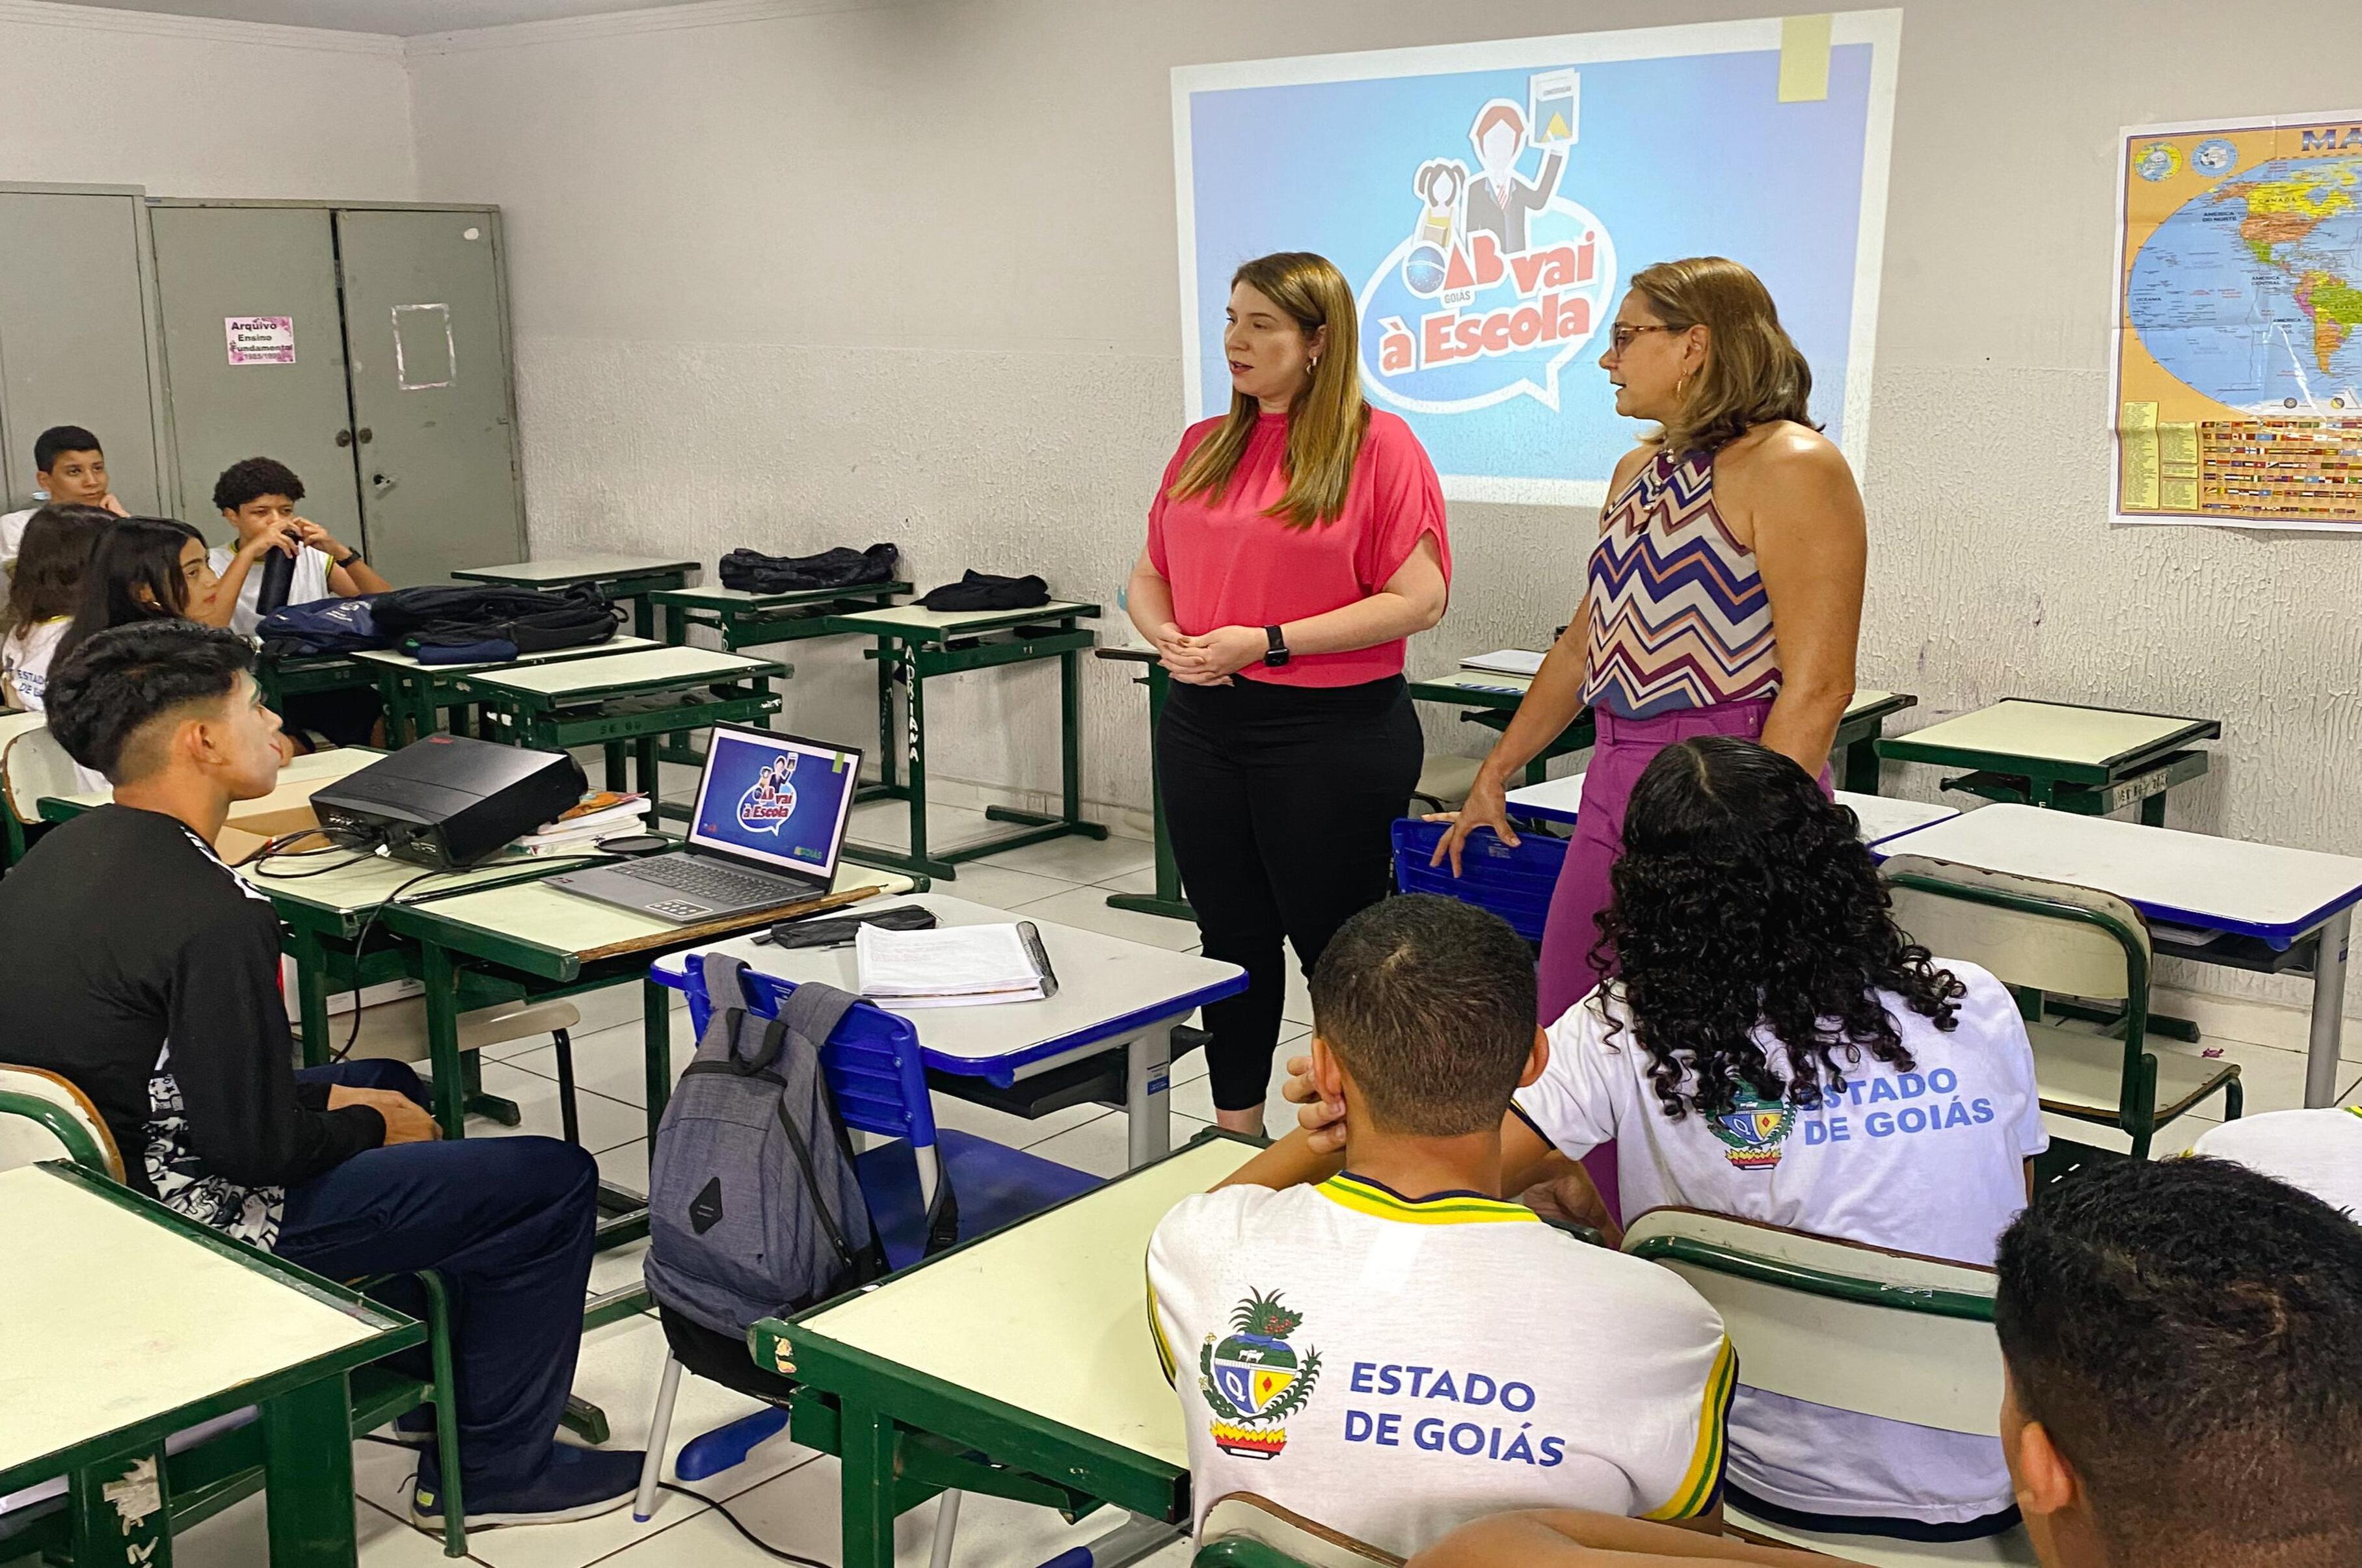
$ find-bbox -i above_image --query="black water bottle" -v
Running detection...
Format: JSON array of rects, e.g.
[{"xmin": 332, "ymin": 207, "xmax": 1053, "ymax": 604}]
[{"xmin": 256, "ymin": 543, "xmax": 297, "ymax": 616}]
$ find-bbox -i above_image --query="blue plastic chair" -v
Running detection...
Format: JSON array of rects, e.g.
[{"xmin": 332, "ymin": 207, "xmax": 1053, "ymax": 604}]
[
  {"xmin": 632, "ymin": 961, "xmax": 1103, "ymax": 1526},
  {"xmin": 1391, "ymin": 816, "xmax": 1567, "ymax": 941}
]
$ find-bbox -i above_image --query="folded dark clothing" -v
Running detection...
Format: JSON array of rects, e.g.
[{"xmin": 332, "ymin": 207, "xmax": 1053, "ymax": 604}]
[
  {"xmin": 919, "ymin": 570, "xmax": 1050, "ymax": 612},
  {"xmin": 718, "ymin": 543, "xmax": 899, "ymax": 594}
]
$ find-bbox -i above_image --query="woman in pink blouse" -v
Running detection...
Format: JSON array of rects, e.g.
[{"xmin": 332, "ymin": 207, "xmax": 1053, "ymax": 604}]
[{"xmin": 1128, "ymin": 252, "xmax": 1451, "ymax": 1135}]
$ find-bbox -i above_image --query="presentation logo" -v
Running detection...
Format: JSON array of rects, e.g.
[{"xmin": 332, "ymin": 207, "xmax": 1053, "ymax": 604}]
[
  {"xmin": 1358, "ymin": 70, "xmax": 1618, "ymax": 415},
  {"xmin": 735, "ymin": 754, "xmax": 799, "ymax": 837},
  {"xmin": 1200, "ymin": 1288, "xmax": 1322, "ymax": 1460}
]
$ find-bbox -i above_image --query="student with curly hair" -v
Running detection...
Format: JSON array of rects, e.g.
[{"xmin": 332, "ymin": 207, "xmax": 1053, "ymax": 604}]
[{"xmin": 1251, "ymin": 736, "xmax": 2045, "ymax": 1543}]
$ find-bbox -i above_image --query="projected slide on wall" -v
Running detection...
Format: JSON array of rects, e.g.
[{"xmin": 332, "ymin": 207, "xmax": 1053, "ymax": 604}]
[{"xmin": 1172, "ymin": 13, "xmax": 1899, "ymax": 505}]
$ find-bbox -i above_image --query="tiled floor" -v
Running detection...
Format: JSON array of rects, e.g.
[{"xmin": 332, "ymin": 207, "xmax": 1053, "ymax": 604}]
[{"xmin": 158, "ymin": 797, "xmax": 2355, "ymax": 1567}]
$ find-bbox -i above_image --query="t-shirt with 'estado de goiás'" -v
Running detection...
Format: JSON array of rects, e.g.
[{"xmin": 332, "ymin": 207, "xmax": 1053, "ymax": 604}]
[
  {"xmin": 1147, "ymin": 1173, "xmax": 1734, "ymax": 1558},
  {"xmin": 1514, "ymin": 961, "xmax": 2046, "ymax": 1532}
]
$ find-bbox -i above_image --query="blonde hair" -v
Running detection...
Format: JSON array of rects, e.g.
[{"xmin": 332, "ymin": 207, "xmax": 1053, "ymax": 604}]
[
  {"xmin": 1170, "ymin": 252, "xmax": 1371, "ymax": 528},
  {"xmin": 1630, "ymin": 257, "xmax": 1817, "ymax": 455}
]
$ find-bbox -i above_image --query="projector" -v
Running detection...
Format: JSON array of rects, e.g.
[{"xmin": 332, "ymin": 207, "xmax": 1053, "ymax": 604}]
[{"xmin": 312, "ymin": 735, "xmax": 587, "ymax": 870}]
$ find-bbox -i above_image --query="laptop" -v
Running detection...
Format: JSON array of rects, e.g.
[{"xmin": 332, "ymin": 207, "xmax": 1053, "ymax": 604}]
[{"xmin": 545, "ymin": 724, "xmax": 863, "ymax": 923}]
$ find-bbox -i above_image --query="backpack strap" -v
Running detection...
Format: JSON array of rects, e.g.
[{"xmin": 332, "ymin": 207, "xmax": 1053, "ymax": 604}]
[
  {"xmin": 776, "ymin": 981, "xmax": 861, "ymax": 1059},
  {"xmin": 699, "ymin": 951, "xmax": 782, "ymax": 1074}
]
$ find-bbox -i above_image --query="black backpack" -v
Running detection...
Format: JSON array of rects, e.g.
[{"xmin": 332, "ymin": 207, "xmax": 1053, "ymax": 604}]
[
  {"xmin": 368, "ymin": 584, "xmax": 623, "ymax": 664},
  {"xmin": 719, "ymin": 543, "xmax": 900, "ymax": 594}
]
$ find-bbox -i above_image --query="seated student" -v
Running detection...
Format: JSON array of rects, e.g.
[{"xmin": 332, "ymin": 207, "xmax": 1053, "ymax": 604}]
[
  {"xmin": 1, "ymin": 424, "xmax": 127, "ymax": 574},
  {"xmin": 0, "ymin": 620, "xmax": 647, "ymax": 1528},
  {"xmin": 1151, "ymin": 894, "xmax": 1736, "ymax": 1559},
  {"xmin": 1, "ymin": 504, "xmax": 113, "ymax": 710},
  {"xmin": 57, "ymin": 514, "xmax": 295, "ymax": 662},
  {"xmin": 1274, "ymin": 737, "xmax": 2047, "ymax": 1541},
  {"xmin": 206, "ymin": 457, "xmax": 390, "ymax": 747},
  {"xmin": 1413, "ymin": 1156, "xmax": 2362, "ymax": 1568},
  {"xmin": 2191, "ymin": 1106, "xmax": 2362, "ymax": 1219},
  {"xmin": 1994, "ymin": 1156, "xmax": 2362, "ymax": 1568}
]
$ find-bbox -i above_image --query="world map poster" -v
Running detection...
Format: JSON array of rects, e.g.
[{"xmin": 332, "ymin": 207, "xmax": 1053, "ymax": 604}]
[{"xmin": 2114, "ymin": 113, "xmax": 2362, "ymax": 530}]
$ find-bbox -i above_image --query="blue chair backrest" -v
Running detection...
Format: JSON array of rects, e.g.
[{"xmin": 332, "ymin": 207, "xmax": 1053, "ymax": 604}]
[{"xmin": 682, "ymin": 964, "xmax": 941, "ymax": 1150}]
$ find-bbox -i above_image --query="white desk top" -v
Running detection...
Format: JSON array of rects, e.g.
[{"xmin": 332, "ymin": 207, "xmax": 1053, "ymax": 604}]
[
  {"xmin": 451, "ymin": 644, "xmax": 781, "ymax": 697},
  {"xmin": 654, "ymin": 892, "xmax": 1246, "ymax": 1074},
  {"xmin": 349, "ymin": 633, "xmax": 658, "ymax": 673},
  {"xmin": 248, "ymin": 845, "xmax": 595, "ymax": 918},
  {"xmin": 827, "ymin": 601, "xmax": 1097, "ymax": 635},
  {"xmin": 798, "ymin": 1136, "xmax": 1258, "ymax": 1468},
  {"xmin": 452, "ymin": 555, "xmax": 697, "ymax": 584},
  {"xmin": 0, "ymin": 1165, "xmax": 390, "ymax": 1475},
  {"xmin": 1890, "ymin": 700, "xmax": 2207, "ymax": 767},
  {"xmin": 397, "ymin": 862, "xmax": 914, "ymax": 964},
  {"xmin": 1503, "ymin": 771, "xmax": 1958, "ymax": 847},
  {"xmin": 1417, "ymin": 668, "xmax": 1532, "ymax": 695},
  {"xmin": 1873, "ymin": 804, "xmax": 2362, "ymax": 945}
]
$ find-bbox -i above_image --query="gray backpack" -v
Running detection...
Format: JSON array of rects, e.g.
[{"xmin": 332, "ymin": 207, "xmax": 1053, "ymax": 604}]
[{"xmin": 643, "ymin": 954, "xmax": 891, "ymax": 1338}]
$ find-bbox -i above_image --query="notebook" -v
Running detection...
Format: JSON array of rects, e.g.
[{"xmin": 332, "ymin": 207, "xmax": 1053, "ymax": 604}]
[
  {"xmin": 855, "ymin": 920, "xmax": 1058, "ymax": 1009},
  {"xmin": 1459, "ymin": 648, "xmax": 1546, "ymax": 677}
]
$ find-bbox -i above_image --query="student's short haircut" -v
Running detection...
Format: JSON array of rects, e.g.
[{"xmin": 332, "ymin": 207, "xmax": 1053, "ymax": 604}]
[
  {"xmin": 46, "ymin": 620, "xmax": 255, "ymax": 783},
  {"xmin": 34, "ymin": 426, "xmax": 102, "ymax": 473},
  {"xmin": 1308, "ymin": 894, "xmax": 1537, "ymax": 1137},
  {"xmin": 211, "ymin": 456, "xmax": 305, "ymax": 514},
  {"xmin": 1996, "ymin": 1157, "xmax": 2362, "ymax": 1565}
]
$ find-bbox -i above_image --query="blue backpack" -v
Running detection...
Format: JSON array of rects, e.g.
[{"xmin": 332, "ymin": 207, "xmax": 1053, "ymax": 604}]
[{"xmin": 256, "ymin": 596, "xmax": 385, "ymax": 656}]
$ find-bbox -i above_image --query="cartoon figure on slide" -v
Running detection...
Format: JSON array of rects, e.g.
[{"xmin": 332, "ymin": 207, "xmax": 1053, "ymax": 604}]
[
  {"xmin": 1463, "ymin": 101, "xmax": 1564, "ymax": 254},
  {"xmin": 736, "ymin": 752, "xmax": 799, "ymax": 836}
]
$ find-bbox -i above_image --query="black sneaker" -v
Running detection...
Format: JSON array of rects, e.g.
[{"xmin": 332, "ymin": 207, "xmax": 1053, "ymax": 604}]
[{"xmin": 410, "ymin": 1444, "xmax": 646, "ymax": 1529}]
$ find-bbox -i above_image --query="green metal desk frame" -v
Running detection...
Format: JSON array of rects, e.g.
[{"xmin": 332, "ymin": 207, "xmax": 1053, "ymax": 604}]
[
  {"xmin": 1094, "ymin": 648, "xmax": 1191, "ymax": 922},
  {"xmin": 451, "ymin": 561, "xmax": 697, "ymax": 643},
  {"xmin": 0, "ymin": 1163, "xmax": 423, "ymax": 1568},
  {"xmin": 450, "ymin": 654, "xmax": 786, "ymax": 819},
  {"xmin": 828, "ymin": 604, "xmax": 1110, "ymax": 881},
  {"xmin": 256, "ymin": 650, "xmax": 381, "ymax": 718},
  {"xmin": 746, "ymin": 1136, "xmax": 1263, "ymax": 1568},
  {"xmin": 1404, "ymin": 673, "xmax": 1596, "ymax": 788},
  {"xmin": 1874, "ymin": 699, "xmax": 2219, "ymax": 825},
  {"xmin": 360, "ymin": 637, "xmax": 660, "ymax": 748},
  {"xmin": 649, "ymin": 579, "xmax": 914, "ymax": 771}
]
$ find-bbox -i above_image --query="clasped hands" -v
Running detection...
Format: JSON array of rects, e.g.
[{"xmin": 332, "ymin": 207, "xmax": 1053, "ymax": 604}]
[{"xmin": 1150, "ymin": 622, "xmax": 1268, "ymax": 686}]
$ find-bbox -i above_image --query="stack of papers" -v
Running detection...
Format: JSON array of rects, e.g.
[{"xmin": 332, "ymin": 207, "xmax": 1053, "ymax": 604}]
[
  {"xmin": 1460, "ymin": 649, "xmax": 1546, "ymax": 677},
  {"xmin": 511, "ymin": 792, "xmax": 652, "ymax": 856},
  {"xmin": 856, "ymin": 920, "xmax": 1054, "ymax": 1009}
]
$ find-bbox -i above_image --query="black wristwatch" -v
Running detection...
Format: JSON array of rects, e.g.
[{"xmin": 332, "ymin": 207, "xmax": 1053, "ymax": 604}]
[
  {"xmin": 334, "ymin": 550, "xmax": 363, "ymax": 570},
  {"xmin": 1262, "ymin": 625, "xmax": 1291, "ymax": 668}
]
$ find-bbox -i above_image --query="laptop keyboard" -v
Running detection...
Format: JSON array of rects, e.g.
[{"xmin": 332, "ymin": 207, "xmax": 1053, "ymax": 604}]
[{"xmin": 621, "ymin": 856, "xmax": 795, "ymax": 905}]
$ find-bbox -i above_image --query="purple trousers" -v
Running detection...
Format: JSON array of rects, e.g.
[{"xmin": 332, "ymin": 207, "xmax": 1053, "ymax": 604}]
[{"xmin": 1535, "ymin": 698, "xmax": 1784, "ymax": 1223}]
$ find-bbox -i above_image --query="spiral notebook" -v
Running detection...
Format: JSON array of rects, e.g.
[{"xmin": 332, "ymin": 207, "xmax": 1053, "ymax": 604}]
[{"xmin": 855, "ymin": 920, "xmax": 1059, "ymax": 1009}]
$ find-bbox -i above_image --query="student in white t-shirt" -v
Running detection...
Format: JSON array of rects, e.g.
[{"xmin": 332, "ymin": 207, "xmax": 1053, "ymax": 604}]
[
  {"xmin": 3, "ymin": 425, "xmax": 126, "ymax": 588},
  {"xmin": 2192, "ymin": 1107, "xmax": 2362, "ymax": 1219},
  {"xmin": 1272, "ymin": 737, "xmax": 2047, "ymax": 1544},
  {"xmin": 205, "ymin": 457, "xmax": 392, "ymax": 748},
  {"xmin": 2, "ymin": 505, "xmax": 114, "ymax": 711},
  {"xmin": 1152, "ymin": 895, "xmax": 1736, "ymax": 1559}
]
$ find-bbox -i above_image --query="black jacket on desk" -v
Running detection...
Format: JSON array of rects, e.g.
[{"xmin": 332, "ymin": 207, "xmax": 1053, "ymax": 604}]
[{"xmin": 0, "ymin": 805, "xmax": 384, "ymax": 1245}]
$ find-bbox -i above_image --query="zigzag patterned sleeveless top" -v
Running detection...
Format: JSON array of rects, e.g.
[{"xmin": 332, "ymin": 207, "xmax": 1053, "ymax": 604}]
[{"xmin": 1579, "ymin": 446, "xmax": 1780, "ymax": 719}]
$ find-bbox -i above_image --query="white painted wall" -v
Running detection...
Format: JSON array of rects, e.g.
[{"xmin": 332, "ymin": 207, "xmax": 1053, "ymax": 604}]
[
  {"xmin": 432, "ymin": 0, "xmax": 2355, "ymax": 1025},
  {"xmin": 0, "ymin": 0, "xmax": 415, "ymax": 198}
]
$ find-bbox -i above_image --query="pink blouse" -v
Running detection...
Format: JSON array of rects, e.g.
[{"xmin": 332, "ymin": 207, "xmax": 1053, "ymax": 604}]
[{"xmin": 1145, "ymin": 410, "xmax": 1451, "ymax": 688}]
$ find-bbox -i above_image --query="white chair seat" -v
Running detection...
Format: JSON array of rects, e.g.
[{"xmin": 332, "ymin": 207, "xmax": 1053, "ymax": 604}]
[
  {"xmin": 2030, "ymin": 1023, "xmax": 2237, "ymax": 1124},
  {"xmin": 1412, "ymin": 754, "xmax": 1483, "ymax": 811},
  {"xmin": 341, "ymin": 997, "xmax": 582, "ymax": 1064},
  {"xmin": 1732, "ymin": 1507, "xmax": 2039, "ymax": 1565}
]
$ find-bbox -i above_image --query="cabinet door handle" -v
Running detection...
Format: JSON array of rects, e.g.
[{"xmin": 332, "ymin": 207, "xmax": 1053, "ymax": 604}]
[
  {"xmin": 335, "ymin": 429, "xmax": 355, "ymax": 448},
  {"xmin": 371, "ymin": 473, "xmax": 396, "ymax": 496}
]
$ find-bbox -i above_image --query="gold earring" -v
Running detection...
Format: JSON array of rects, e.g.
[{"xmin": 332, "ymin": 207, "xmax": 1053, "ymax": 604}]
[
  {"xmin": 1308, "ymin": 356, "xmax": 1319, "ymax": 375},
  {"xmin": 1676, "ymin": 369, "xmax": 1691, "ymax": 399}
]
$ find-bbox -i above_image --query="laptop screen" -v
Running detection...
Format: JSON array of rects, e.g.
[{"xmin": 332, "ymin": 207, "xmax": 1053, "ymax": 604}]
[{"xmin": 688, "ymin": 726, "xmax": 862, "ymax": 883}]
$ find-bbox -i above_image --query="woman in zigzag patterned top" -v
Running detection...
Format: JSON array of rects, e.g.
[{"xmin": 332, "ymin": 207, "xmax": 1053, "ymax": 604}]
[{"xmin": 1430, "ymin": 256, "xmax": 1866, "ymax": 1219}]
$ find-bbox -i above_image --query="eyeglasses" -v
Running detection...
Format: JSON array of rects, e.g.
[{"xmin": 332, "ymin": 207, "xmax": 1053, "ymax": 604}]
[{"xmin": 1605, "ymin": 323, "xmax": 1674, "ymax": 356}]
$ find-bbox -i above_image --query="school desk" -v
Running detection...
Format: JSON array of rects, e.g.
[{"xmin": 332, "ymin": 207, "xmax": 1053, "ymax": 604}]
[
  {"xmin": 649, "ymin": 579, "xmax": 913, "ymax": 780},
  {"xmin": 820, "ymin": 602, "xmax": 1108, "ymax": 880},
  {"xmin": 1874, "ymin": 699, "xmax": 2219, "ymax": 823},
  {"xmin": 1505, "ymin": 771, "xmax": 1960, "ymax": 847},
  {"xmin": 446, "ymin": 644, "xmax": 787, "ymax": 815},
  {"xmin": 350, "ymin": 632, "xmax": 660, "ymax": 744},
  {"xmin": 649, "ymin": 892, "xmax": 1248, "ymax": 1169},
  {"xmin": 450, "ymin": 554, "xmax": 699, "ymax": 641},
  {"xmin": 0, "ymin": 1161, "xmax": 418, "ymax": 1568},
  {"xmin": 749, "ymin": 1133, "xmax": 1261, "ymax": 1568},
  {"xmin": 1873, "ymin": 804, "xmax": 2361, "ymax": 1109}
]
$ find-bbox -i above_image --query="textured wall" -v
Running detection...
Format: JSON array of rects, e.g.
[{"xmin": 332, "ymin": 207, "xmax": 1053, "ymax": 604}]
[
  {"xmin": 0, "ymin": 0, "xmax": 415, "ymax": 200},
  {"xmin": 410, "ymin": 0, "xmax": 2362, "ymax": 1017}
]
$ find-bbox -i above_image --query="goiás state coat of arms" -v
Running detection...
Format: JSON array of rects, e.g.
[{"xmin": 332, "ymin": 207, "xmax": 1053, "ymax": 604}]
[
  {"xmin": 1200, "ymin": 1288, "xmax": 1322, "ymax": 1459},
  {"xmin": 1710, "ymin": 1084, "xmax": 1797, "ymax": 1171}
]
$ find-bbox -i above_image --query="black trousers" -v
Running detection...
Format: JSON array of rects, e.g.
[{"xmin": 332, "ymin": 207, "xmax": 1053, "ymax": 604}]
[{"xmin": 1158, "ymin": 674, "xmax": 1422, "ymax": 1111}]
